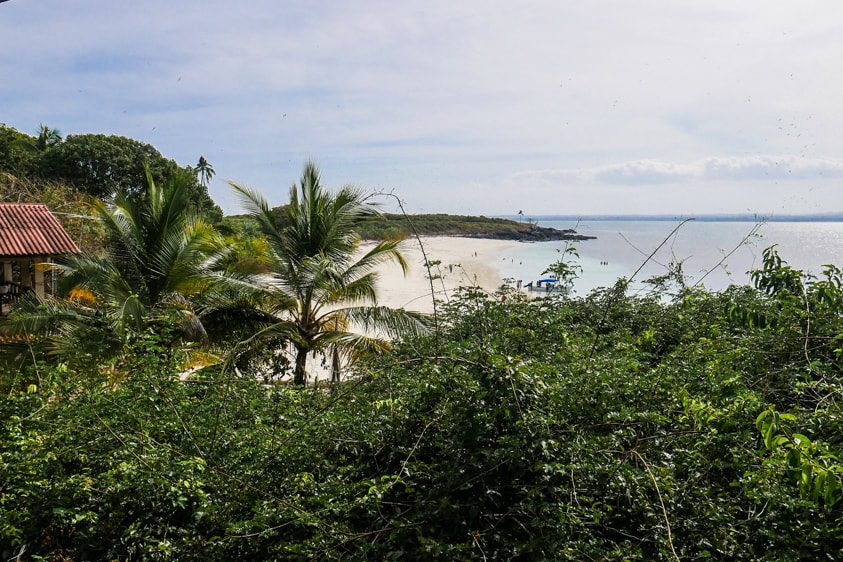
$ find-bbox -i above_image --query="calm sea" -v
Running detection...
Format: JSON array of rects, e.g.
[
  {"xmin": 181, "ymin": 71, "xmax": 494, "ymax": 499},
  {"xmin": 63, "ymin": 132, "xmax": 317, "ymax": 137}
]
[{"xmin": 496, "ymin": 220, "xmax": 843, "ymax": 294}]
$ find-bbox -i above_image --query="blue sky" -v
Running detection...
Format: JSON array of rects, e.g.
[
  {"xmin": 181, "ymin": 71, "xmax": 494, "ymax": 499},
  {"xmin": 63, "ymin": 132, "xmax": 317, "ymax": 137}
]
[{"xmin": 2, "ymin": 0, "xmax": 843, "ymax": 215}]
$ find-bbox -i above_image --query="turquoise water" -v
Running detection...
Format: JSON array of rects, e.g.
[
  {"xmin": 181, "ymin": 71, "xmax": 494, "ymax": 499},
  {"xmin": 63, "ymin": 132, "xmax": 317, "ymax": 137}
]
[{"xmin": 497, "ymin": 220, "xmax": 843, "ymax": 294}]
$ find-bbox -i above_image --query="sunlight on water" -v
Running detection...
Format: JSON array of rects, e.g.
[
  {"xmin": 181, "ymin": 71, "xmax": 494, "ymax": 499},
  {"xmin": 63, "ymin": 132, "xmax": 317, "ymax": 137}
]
[{"xmin": 497, "ymin": 220, "xmax": 843, "ymax": 294}]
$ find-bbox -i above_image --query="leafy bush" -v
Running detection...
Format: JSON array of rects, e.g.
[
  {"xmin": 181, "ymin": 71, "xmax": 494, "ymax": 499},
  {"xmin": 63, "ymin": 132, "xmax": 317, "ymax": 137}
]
[{"xmin": 1, "ymin": 251, "xmax": 841, "ymax": 559}]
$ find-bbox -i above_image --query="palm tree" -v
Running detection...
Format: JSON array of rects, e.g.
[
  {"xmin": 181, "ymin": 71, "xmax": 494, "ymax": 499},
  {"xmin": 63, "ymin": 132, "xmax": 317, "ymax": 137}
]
[
  {"xmin": 195, "ymin": 156, "xmax": 215, "ymax": 188},
  {"xmin": 9, "ymin": 125, "xmax": 62, "ymax": 155},
  {"xmin": 2, "ymin": 167, "xmax": 227, "ymax": 357},
  {"xmin": 222, "ymin": 162, "xmax": 427, "ymax": 386},
  {"xmin": 36, "ymin": 124, "xmax": 62, "ymax": 150}
]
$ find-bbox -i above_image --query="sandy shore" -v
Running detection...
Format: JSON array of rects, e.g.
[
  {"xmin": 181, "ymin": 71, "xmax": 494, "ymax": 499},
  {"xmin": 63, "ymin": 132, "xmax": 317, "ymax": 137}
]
[{"xmin": 364, "ymin": 236, "xmax": 519, "ymax": 312}]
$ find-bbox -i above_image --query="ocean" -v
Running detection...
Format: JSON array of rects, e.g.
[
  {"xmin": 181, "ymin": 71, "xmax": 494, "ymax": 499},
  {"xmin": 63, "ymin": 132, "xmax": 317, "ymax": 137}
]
[{"xmin": 495, "ymin": 219, "xmax": 843, "ymax": 294}]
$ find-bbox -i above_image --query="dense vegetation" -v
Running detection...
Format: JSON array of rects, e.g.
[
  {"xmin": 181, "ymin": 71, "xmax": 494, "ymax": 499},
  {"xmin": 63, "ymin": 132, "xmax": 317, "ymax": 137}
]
[
  {"xmin": 0, "ymin": 123, "xmax": 222, "ymax": 223},
  {"xmin": 1, "ymin": 247, "xmax": 841, "ymax": 559},
  {"xmin": 223, "ymin": 164, "xmax": 427, "ymax": 385},
  {"xmin": 0, "ymin": 131, "xmax": 840, "ymax": 558}
]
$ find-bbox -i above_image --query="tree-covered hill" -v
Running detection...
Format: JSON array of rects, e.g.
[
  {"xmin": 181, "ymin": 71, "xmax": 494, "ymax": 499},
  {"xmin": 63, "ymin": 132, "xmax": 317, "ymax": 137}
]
[
  {"xmin": 223, "ymin": 209, "xmax": 594, "ymax": 242},
  {"xmin": 0, "ymin": 123, "xmax": 222, "ymax": 223},
  {"xmin": 355, "ymin": 212, "xmax": 594, "ymax": 241}
]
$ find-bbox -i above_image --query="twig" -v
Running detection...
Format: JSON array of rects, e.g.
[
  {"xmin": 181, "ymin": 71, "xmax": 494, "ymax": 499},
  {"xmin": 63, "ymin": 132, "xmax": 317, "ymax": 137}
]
[
  {"xmin": 588, "ymin": 219, "xmax": 693, "ymax": 361},
  {"xmin": 631, "ymin": 451, "xmax": 680, "ymax": 562},
  {"xmin": 801, "ymin": 281, "xmax": 813, "ymax": 372},
  {"xmin": 619, "ymin": 232, "xmax": 668, "ymax": 269},
  {"xmin": 25, "ymin": 334, "xmax": 41, "ymax": 387},
  {"xmin": 9, "ymin": 543, "xmax": 26, "ymax": 562},
  {"xmin": 692, "ymin": 222, "xmax": 763, "ymax": 288},
  {"xmin": 374, "ymin": 191, "xmax": 440, "ymax": 341},
  {"xmin": 472, "ymin": 532, "xmax": 488, "ymax": 562}
]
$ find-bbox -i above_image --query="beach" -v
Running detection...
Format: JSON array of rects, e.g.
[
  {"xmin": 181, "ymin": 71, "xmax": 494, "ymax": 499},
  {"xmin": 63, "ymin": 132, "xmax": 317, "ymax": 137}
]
[
  {"xmin": 366, "ymin": 236, "xmax": 518, "ymax": 312},
  {"xmin": 371, "ymin": 220, "xmax": 843, "ymax": 308}
]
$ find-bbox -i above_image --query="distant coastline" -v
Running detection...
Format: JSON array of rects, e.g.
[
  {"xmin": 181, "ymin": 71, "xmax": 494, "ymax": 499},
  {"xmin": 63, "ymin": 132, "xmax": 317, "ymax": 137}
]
[
  {"xmin": 224, "ymin": 211, "xmax": 596, "ymax": 242},
  {"xmin": 504, "ymin": 213, "xmax": 843, "ymax": 223},
  {"xmin": 354, "ymin": 214, "xmax": 597, "ymax": 242}
]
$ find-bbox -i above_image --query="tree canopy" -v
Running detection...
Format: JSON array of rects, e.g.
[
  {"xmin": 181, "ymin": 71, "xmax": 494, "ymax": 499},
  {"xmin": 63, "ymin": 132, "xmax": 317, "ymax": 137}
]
[{"xmin": 0, "ymin": 125, "xmax": 223, "ymax": 222}]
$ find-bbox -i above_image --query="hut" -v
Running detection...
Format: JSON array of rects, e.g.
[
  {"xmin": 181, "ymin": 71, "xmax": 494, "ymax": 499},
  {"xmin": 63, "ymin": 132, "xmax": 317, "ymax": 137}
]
[{"xmin": 0, "ymin": 203, "xmax": 80, "ymax": 311}]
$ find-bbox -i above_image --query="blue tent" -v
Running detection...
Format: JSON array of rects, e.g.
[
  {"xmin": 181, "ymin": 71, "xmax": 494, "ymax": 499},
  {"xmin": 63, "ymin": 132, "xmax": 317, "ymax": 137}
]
[{"xmin": 538, "ymin": 278, "xmax": 557, "ymax": 283}]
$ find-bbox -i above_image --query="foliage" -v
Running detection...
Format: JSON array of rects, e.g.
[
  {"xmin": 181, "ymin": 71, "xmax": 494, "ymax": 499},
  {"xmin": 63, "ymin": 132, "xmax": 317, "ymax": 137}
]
[
  {"xmin": 0, "ymin": 167, "xmax": 228, "ymax": 366},
  {"xmin": 1, "ymin": 248, "xmax": 840, "ymax": 559},
  {"xmin": 541, "ymin": 244, "xmax": 581, "ymax": 295},
  {"xmin": 0, "ymin": 125, "xmax": 222, "ymax": 222},
  {"xmin": 220, "ymin": 162, "xmax": 428, "ymax": 385},
  {"xmin": 39, "ymin": 134, "xmax": 222, "ymax": 221},
  {"xmin": 216, "ymin": 215, "xmax": 275, "ymax": 274},
  {"xmin": 0, "ymin": 124, "xmax": 39, "ymax": 175},
  {"xmin": 36, "ymin": 133, "xmax": 171, "ymax": 198}
]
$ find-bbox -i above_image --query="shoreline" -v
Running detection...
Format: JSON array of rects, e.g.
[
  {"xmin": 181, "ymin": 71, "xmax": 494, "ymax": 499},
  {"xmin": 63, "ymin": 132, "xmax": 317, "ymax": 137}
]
[{"xmin": 361, "ymin": 230, "xmax": 595, "ymax": 243}]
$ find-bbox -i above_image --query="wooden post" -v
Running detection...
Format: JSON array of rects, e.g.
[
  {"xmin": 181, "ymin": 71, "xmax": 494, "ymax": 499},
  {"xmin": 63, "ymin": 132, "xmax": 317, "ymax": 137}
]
[
  {"xmin": 34, "ymin": 256, "xmax": 45, "ymax": 297},
  {"xmin": 18, "ymin": 258, "xmax": 32, "ymax": 289},
  {"xmin": 2, "ymin": 261, "xmax": 11, "ymax": 284}
]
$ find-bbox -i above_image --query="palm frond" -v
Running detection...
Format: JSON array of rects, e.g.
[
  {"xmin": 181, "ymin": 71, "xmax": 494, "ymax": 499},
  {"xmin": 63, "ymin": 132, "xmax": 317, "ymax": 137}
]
[
  {"xmin": 53, "ymin": 253, "xmax": 143, "ymax": 309},
  {"xmin": 154, "ymin": 293, "xmax": 208, "ymax": 341},
  {"xmin": 160, "ymin": 170, "xmax": 193, "ymax": 231},
  {"xmin": 113, "ymin": 293, "xmax": 146, "ymax": 334},
  {"xmin": 0, "ymin": 293, "xmax": 94, "ymax": 337},
  {"xmin": 154, "ymin": 216, "xmax": 225, "ymax": 296},
  {"xmin": 320, "ymin": 306, "xmax": 430, "ymax": 339},
  {"xmin": 198, "ymin": 276, "xmax": 292, "ymax": 328},
  {"xmin": 319, "ymin": 272, "xmax": 379, "ymax": 307},
  {"xmin": 343, "ymin": 239, "xmax": 409, "ymax": 282},
  {"xmin": 226, "ymin": 319, "xmax": 304, "ymax": 368},
  {"xmin": 311, "ymin": 330, "xmax": 392, "ymax": 355},
  {"xmin": 228, "ymin": 180, "xmax": 285, "ymax": 248}
]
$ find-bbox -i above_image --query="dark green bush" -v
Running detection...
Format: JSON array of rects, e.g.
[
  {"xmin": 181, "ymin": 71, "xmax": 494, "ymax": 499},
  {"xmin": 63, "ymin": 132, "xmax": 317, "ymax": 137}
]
[{"xmin": 1, "ymin": 251, "xmax": 841, "ymax": 560}]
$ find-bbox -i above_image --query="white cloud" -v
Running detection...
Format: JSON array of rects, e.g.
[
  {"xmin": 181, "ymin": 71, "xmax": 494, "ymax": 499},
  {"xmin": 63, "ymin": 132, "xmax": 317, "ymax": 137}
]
[
  {"xmin": 2, "ymin": 1, "xmax": 843, "ymax": 214},
  {"xmin": 509, "ymin": 156, "xmax": 843, "ymax": 186}
]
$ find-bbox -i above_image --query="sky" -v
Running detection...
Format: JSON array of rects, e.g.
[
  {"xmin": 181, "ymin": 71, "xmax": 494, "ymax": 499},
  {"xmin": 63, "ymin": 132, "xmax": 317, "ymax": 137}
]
[{"xmin": 2, "ymin": 0, "xmax": 843, "ymax": 216}]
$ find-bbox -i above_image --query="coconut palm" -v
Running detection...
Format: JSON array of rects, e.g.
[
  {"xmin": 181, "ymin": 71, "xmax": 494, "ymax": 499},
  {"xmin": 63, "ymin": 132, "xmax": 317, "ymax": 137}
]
[
  {"xmin": 1, "ymin": 167, "xmax": 227, "ymax": 357},
  {"xmin": 221, "ymin": 161, "xmax": 427, "ymax": 385},
  {"xmin": 36, "ymin": 124, "xmax": 62, "ymax": 150},
  {"xmin": 194, "ymin": 156, "xmax": 215, "ymax": 188}
]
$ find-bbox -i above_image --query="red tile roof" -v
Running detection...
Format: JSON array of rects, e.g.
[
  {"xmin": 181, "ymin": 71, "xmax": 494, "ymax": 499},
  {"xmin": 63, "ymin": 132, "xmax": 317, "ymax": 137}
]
[{"xmin": 0, "ymin": 203, "xmax": 80, "ymax": 257}]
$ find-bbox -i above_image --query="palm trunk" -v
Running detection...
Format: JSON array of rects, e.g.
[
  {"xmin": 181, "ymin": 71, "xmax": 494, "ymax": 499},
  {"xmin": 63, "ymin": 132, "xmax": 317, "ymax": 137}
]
[
  {"xmin": 330, "ymin": 348, "xmax": 341, "ymax": 383},
  {"xmin": 293, "ymin": 346, "xmax": 308, "ymax": 386}
]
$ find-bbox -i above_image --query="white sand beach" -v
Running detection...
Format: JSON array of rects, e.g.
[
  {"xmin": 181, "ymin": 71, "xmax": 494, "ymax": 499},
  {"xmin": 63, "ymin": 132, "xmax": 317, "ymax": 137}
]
[{"xmin": 365, "ymin": 236, "xmax": 519, "ymax": 312}]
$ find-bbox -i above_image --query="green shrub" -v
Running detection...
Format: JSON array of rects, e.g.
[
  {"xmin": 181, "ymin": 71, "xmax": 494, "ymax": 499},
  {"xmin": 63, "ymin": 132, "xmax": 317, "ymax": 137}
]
[{"xmin": 1, "ymin": 251, "xmax": 841, "ymax": 559}]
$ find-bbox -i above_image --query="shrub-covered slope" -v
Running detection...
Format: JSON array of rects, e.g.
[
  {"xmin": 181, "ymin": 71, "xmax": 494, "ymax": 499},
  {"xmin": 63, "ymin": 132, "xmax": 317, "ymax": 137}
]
[{"xmin": 1, "ymin": 252, "xmax": 841, "ymax": 560}]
